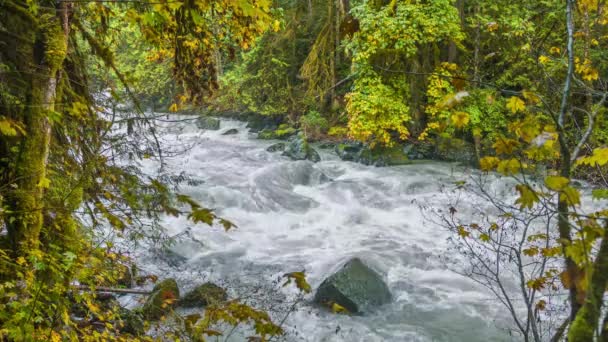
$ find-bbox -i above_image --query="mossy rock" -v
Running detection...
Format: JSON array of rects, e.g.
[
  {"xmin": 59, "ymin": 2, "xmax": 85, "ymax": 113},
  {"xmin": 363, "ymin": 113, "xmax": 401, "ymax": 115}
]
[
  {"xmin": 196, "ymin": 117, "xmax": 220, "ymax": 130},
  {"xmin": 118, "ymin": 307, "xmax": 145, "ymax": 336},
  {"xmin": 266, "ymin": 142, "xmax": 286, "ymax": 153},
  {"xmin": 435, "ymin": 137, "xmax": 477, "ymax": 166},
  {"xmin": 358, "ymin": 145, "xmax": 410, "ymax": 166},
  {"xmin": 245, "ymin": 114, "xmax": 282, "ymax": 133},
  {"xmin": 179, "ymin": 282, "xmax": 228, "ymax": 308},
  {"xmin": 283, "ymin": 134, "xmax": 321, "ymax": 163},
  {"xmin": 314, "ymin": 258, "xmax": 391, "ymax": 314},
  {"xmin": 142, "ymin": 278, "xmax": 180, "ymax": 320},
  {"xmin": 222, "ymin": 128, "xmax": 239, "ymax": 135},
  {"xmin": 257, "ymin": 124, "xmax": 297, "ymax": 140},
  {"xmin": 335, "ymin": 143, "xmax": 364, "ymax": 161},
  {"xmin": 318, "ymin": 142, "xmax": 336, "ymax": 150}
]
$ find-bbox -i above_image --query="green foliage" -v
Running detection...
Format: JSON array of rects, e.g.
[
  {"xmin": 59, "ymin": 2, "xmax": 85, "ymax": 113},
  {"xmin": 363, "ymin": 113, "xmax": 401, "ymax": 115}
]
[
  {"xmin": 299, "ymin": 110, "xmax": 329, "ymax": 140},
  {"xmin": 346, "ymin": 75, "xmax": 410, "ymax": 146},
  {"xmin": 344, "ymin": 0, "xmax": 463, "ymax": 146}
]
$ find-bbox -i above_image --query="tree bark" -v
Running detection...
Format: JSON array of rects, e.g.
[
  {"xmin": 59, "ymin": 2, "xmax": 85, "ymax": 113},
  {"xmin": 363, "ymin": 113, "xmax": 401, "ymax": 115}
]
[
  {"xmin": 6, "ymin": 4, "xmax": 68, "ymax": 256},
  {"xmin": 569, "ymin": 225, "xmax": 608, "ymax": 341}
]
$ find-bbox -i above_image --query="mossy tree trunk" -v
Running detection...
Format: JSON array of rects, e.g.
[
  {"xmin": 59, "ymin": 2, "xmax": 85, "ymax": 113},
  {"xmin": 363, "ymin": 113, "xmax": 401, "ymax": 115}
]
[
  {"xmin": 4, "ymin": 3, "xmax": 68, "ymax": 256},
  {"xmin": 568, "ymin": 225, "xmax": 608, "ymax": 341}
]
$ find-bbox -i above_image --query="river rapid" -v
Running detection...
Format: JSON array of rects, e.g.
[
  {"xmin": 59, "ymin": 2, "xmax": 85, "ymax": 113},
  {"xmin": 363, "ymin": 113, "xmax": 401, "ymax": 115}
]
[{"xmin": 127, "ymin": 116, "xmax": 516, "ymax": 341}]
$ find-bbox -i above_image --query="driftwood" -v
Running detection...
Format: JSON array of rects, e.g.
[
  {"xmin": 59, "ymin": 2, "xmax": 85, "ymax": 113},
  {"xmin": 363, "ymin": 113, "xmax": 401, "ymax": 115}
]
[{"xmin": 73, "ymin": 285, "xmax": 152, "ymax": 295}]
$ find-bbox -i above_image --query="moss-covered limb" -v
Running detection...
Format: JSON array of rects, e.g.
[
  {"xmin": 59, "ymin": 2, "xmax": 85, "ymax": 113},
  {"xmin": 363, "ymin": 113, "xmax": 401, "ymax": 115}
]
[
  {"xmin": 568, "ymin": 225, "xmax": 608, "ymax": 342},
  {"xmin": 0, "ymin": 0, "xmax": 38, "ymax": 25}
]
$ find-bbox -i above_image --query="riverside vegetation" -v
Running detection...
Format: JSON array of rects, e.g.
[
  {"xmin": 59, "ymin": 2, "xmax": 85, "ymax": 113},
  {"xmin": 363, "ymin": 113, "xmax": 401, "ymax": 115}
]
[{"xmin": 1, "ymin": 0, "xmax": 608, "ymax": 341}]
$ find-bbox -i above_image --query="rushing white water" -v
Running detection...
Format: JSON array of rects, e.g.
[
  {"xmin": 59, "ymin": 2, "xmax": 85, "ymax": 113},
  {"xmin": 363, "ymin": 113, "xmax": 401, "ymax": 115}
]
[{"xmin": 129, "ymin": 116, "xmax": 517, "ymax": 341}]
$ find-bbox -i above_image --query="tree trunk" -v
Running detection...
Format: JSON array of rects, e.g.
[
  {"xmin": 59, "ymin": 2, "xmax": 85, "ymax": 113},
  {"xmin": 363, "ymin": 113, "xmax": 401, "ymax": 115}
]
[
  {"xmin": 568, "ymin": 225, "xmax": 608, "ymax": 341},
  {"xmin": 6, "ymin": 5, "xmax": 68, "ymax": 256}
]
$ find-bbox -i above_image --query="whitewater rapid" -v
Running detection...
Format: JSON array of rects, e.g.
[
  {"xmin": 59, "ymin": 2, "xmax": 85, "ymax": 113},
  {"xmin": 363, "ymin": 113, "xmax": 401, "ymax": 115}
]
[{"xmin": 130, "ymin": 117, "xmax": 515, "ymax": 341}]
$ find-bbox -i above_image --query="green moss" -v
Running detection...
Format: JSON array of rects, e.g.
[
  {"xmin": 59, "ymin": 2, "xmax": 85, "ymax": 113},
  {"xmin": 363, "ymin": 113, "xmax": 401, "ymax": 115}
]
[
  {"xmin": 568, "ymin": 307, "xmax": 594, "ymax": 342},
  {"xmin": 257, "ymin": 125, "xmax": 296, "ymax": 140},
  {"xmin": 40, "ymin": 15, "xmax": 67, "ymax": 73},
  {"xmin": 142, "ymin": 278, "xmax": 179, "ymax": 320},
  {"xmin": 179, "ymin": 282, "xmax": 227, "ymax": 308},
  {"xmin": 360, "ymin": 145, "xmax": 410, "ymax": 166}
]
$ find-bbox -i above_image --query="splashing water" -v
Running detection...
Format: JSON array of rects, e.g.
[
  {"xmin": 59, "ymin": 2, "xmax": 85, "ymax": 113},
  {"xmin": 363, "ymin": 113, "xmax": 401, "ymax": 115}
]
[{"xmin": 129, "ymin": 116, "xmax": 515, "ymax": 341}]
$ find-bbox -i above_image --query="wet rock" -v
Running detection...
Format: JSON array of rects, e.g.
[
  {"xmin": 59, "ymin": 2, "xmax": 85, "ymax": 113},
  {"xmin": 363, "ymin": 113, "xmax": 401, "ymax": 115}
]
[
  {"xmin": 118, "ymin": 307, "xmax": 145, "ymax": 336},
  {"xmin": 179, "ymin": 282, "xmax": 228, "ymax": 308},
  {"xmin": 318, "ymin": 142, "xmax": 336, "ymax": 150},
  {"xmin": 314, "ymin": 258, "xmax": 391, "ymax": 314},
  {"xmin": 335, "ymin": 143, "xmax": 409, "ymax": 166},
  {"xmin": 197, "ymin": 117, "xmax": 220, "ymax": 130},
  {"xmin": 283, "ymin": 134, "xmax": 320, "ymax": 163},
  {"xmin": 142, "ymin": 278, "xmax": 180, "ymax": 320},
  {"xmin": 335, "ymin": 142, "xmax": 364, "ymax": 161},
  {"xmin": 266, "ymin": 142, "xmax": 286, "ymax": 153},
  {"xmin": 222, "ymin": 128, "xmax": 239, "ymax": 135},
  {"xmin": 358, "ymin": 145, "xmax": 410, "ymax": 166},
  {"xmin": 403, "ymin": 142, "xmax": 435, "ymax": 160},
  {"xmin": 435, "ymin": 137, "xmax": 477, "ymax": 166},
  {"xmin": 246, "ymin": 114, "xmax": 282, "ymax": 133},
  {"xmin": 257, "ymin": 124, "xmax": 297, "ymax": 140}
]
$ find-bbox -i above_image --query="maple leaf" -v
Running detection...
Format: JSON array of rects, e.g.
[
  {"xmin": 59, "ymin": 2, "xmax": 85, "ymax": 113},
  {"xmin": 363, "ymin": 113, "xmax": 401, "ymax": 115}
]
[{"xmin": 506, "ymin": 96, "xmax": 526, "ymax": 114}]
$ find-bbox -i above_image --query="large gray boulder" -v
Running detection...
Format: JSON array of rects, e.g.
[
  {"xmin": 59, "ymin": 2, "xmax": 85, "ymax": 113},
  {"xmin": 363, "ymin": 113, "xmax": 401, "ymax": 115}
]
[
  {"xmin": 283, "ymin": 134, "xmax": 320, "ymax": 163},
  {"xmin": 314, "ymin": 258, "xmax": 391, "ymax": 314},
  {"xmin": 196, "ymin": 117, "xmax": 220, "ymax": 130}
]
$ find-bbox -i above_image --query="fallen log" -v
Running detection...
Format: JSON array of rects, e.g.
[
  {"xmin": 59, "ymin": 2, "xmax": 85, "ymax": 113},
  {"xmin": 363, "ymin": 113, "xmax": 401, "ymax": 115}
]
[{"xmin": 73, "ymin": 285, "xmax": 152, "ymax": 295}]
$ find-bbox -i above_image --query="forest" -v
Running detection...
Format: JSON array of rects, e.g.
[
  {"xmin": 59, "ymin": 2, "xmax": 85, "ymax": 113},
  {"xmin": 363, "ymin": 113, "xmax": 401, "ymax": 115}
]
[{"xmin": 1, "ymin": 0, "xmax": 608, "ymax": 341}]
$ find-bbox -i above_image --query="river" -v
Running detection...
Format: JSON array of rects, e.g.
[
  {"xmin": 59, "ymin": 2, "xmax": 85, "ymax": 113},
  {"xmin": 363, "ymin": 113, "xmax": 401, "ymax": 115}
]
[{"xmin": 127, "ymin": 116, "xmax": 514, "ymax": 341}]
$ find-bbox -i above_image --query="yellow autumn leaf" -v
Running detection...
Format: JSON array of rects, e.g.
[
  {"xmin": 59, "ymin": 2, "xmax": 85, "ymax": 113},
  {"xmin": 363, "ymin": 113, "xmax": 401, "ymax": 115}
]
[
  {"xmin": 506, "ymin": 97, "xmax": 526, "ymax": 114},
  {"xmin": 560, "ymin": 186, "xmax": 581, "ymax": 206},
  {"xmin": 330, "ymin": 302, "xmax": 350, "ymax": 314},
  {"xmin": 515, "ymin": 184, "xmax": 539, "ymax": 209},
  {"xmin": 169, "ymin": 103, "xmax": 179, "ymax": 112},
  {"xmin": 272, "ymin": 20, "xmax": 281, "ymax": 32},
  {"xmin": 458, "ymin": 226, "xmax": 470, "ymax": 238},
  {"xmin": 450, "ymin": 111, "xmax": 470, "ymax": 128},
  {"xmin": 479, "ymin": 156, "xmax": 500, "ymax": 171},
  {"xmin": 544, "ymin": 176, "xmax": 569, "ymax": 191},
  {"xmin": 575, "ymin": 148, "xmax": 608, "ymax": 166},
  {"xmin": 538, "ymin": 55, "xmax": 550, "ymax": 64},
  {"xmin": 522, "ymin": 90, "xmax": 540, "ymax": 104},
  {"xmin": 549, "ymin": 46, "xmax": 561, "ymax": 55}
]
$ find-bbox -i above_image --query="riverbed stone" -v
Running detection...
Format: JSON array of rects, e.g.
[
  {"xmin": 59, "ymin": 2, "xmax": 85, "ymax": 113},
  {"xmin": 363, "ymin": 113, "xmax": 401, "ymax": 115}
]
[
  {"xmin": 179, "ymin": 282, "xmax": 228, "ymax": 308},
  {"xmin": 142, "ymin": 278, "xmax": 180, "ymax": 320},
  {"xmin": 335, "ymin": 143, "xmax": 409, "ymax": 166},
  {"xmin": 335, "ymin": 143, "xmax": 364, "ymax": 161},
  {"xmin": 257, "ymin": 124, "xmax": 297, "ymax": 140},
  {"xmin": 314, "ymin": 258, "xmax": 391, "ymax": 314},
  {"xmin": 246, "ymin": 114, "xmax": 282, "ymax": 132},
  {"xmin": 222, "ymin": 128, "xmax": 239, "ymax": 135},
  {"xmin": 283, "ymin": 134, "xmax": 320, "ymax": 163},
  {"xmin": 358, "ymin": 145, "xmax": 410, "ymax": 166},
  {"xmin": 266, "ymin": 142, "xmax": 286, "ymax": 152},
  {"xmin": 118, "ymin": 307, "xmax": 145, "ymax": 336},
  {"xmin": 197, "ymin": 117, "xmax": 221, "ymax": 130},
  {"xmin": 435, "ymin": 137, "xmax": 477, "ymax": 166}
]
